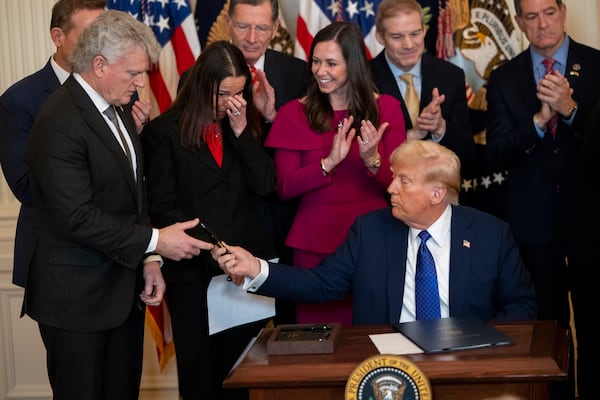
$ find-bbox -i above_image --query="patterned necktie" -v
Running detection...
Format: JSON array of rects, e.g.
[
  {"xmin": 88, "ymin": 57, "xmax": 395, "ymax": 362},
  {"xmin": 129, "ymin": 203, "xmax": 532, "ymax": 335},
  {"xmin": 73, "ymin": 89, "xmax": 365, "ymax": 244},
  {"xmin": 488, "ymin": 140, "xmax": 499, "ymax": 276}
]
[
  {"xmin": 415, "ymin": 230, "xmax": 441, "ymax": 320},
  {"xmin": 249, "ymin": 65, "xmax": 259, "ymax": 86},
  {"xmin": 103, "ymin": 106, "xmax": 133, "ymax": 170},
  {"xmin": 542, "ymin": 58, "xmax": 558, "ymax": 137},
  {"xmin": 400, "ymin": 73, "xmax": 420, "ymax": 128}
]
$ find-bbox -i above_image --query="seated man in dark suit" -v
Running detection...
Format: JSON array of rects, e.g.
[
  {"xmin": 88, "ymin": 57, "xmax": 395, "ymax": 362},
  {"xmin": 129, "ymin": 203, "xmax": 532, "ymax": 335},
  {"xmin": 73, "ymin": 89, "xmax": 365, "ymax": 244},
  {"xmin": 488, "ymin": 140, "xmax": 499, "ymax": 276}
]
[
  {"xmin": 212, "ymin": 140, "xmax": 537, "ymax": 325},
  {"xmin": 370, "ymin": 0, "xmax": 475, "ymax": 171}
]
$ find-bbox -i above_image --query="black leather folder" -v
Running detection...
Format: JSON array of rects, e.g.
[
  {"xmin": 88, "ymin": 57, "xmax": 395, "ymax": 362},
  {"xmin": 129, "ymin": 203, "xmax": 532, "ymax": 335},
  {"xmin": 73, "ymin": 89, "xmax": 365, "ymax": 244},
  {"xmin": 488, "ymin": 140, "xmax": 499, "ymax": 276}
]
[{"xmin": 393, "ymin": 317, "xmax": 514, "ymax": 353}]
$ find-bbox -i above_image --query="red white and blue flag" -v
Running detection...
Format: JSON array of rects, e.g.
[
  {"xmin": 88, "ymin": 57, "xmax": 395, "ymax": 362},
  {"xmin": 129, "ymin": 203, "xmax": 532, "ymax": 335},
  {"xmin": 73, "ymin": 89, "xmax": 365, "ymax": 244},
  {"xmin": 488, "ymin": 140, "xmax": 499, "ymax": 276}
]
[
  {"xmin": 295, "ymin": 0, "xmax": 384, "ymax": 61},
  {"xmin": 107, "ymin": 0, "xmax": 201, "ymax": 116}
]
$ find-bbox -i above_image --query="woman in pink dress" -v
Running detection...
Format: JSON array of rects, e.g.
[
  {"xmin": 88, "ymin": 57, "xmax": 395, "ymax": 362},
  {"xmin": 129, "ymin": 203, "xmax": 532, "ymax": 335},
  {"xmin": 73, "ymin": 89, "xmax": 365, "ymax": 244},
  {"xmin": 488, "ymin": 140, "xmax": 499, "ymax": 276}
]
[{"xmin": 265, "ymin": 21, "xmax": 407, "ymax": 326}]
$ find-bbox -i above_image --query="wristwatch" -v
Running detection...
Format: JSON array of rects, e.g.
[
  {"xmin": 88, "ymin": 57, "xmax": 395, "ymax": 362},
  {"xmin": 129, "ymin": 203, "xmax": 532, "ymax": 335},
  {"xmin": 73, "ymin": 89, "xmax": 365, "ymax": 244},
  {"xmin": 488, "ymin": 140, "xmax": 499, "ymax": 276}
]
[{"xmin": 566, "ymin": 103, "xmax": 578, "ymax": 118}]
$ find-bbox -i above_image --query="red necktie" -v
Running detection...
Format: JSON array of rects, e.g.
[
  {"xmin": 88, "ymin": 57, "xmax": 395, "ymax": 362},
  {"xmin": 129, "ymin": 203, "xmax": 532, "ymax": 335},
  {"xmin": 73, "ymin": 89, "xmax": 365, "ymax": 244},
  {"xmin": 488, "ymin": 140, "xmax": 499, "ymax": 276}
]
[
  {"xmin": 542, "ymin": 58, "xmax": 558, "ymax": 137},
  {"xmin": 249, "ymin": 65, "xmax": 259, "ymax": 86},
  {"xmin": 205, "ymin": 122, "xmax": 223, "ymax": 167}
]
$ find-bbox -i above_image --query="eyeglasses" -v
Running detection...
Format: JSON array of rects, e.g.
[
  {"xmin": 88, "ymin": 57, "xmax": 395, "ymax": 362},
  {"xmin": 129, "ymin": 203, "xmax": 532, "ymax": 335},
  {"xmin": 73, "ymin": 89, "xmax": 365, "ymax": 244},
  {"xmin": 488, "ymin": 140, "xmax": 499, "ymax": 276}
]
[{"xmin": 232, "ymin": 22, "xmax": 274, "ymax": 37}]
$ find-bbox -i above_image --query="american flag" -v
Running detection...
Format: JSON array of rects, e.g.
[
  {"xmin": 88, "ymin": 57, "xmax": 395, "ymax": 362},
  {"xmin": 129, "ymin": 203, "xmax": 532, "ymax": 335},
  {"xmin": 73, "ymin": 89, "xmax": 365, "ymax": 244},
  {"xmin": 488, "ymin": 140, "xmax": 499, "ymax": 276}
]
[
  {"xmin": 295, "ymin": 0, "xmax": 383, "ymax": 61},
  {"xmin": 106, "ymin": 0, "xmax": 201, "ymax": 116}
]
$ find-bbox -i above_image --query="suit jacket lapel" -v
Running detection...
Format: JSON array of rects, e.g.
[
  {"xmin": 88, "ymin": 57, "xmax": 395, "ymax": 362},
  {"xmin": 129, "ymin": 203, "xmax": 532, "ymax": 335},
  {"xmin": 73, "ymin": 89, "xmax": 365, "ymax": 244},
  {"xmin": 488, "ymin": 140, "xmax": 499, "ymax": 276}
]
[
  {"xmin": 512, "ymin": 51, "xmax": 540, "ymax": 114},
  {"xmin": 40, "ymin": 60, "xmax": 61, "ymax": 96},
  {"xmin": 448, "ymin": 206, "xmax": 473, "ymax": 315},
  {"xmin": 386, "ymin": 222, "xmax": 409, "ymax": 324},
  {"xmin": 115, "ymin": 106, "xmax": 145, "ymax": 216},
  {"xmin": 371, "ymin": 52, "xmax": 411, "ymax": 129},
  {"xmin": 64, "ymin": 77, "xmax": 138, "ymax": 200},
  {"xmin": 420, "ymin": 55, "xmax": 434, "ymax": 111},
  {"xmin": 565, "ymin": 38, "xmax": 583, "ymax": 101}
]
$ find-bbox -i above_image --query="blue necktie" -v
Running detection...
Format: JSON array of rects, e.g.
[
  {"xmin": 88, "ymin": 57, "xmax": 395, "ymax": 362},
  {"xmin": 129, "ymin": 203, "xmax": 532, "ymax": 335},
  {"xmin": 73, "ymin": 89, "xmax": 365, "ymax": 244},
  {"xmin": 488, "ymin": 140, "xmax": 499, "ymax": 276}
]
[{"xmin": 415, "ymin": 230, "xmax": 441, "ymax": 320}]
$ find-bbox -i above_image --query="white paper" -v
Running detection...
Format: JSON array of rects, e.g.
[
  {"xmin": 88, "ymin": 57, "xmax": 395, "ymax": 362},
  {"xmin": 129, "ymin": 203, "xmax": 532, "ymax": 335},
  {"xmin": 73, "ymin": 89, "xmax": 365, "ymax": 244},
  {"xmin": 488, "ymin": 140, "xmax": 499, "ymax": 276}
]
[
  {"xmin": 207, "ymin": 275, "xmax": 275, "ymax": 335},
  {"xmin": 369, "ymin": 332, "xmax": 425, "ymax": 355}
]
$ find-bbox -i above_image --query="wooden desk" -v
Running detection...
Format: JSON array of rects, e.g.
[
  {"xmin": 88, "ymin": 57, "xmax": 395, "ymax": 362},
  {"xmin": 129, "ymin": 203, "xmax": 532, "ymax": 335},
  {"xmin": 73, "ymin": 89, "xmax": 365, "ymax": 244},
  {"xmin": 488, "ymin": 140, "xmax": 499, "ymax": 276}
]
[{"xmin": 224, "ymin": 321, "xmax": 568, "ymax": 400}]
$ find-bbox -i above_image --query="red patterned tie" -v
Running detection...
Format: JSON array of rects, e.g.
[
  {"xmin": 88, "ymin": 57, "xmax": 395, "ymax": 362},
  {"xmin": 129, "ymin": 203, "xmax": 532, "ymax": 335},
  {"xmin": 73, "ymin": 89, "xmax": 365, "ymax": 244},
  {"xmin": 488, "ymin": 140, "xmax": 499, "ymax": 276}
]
[
  {"xmin": 542, "ymin": 58, "xmax": 558, "ymax": 137},
  {"xmin": 249, "ymin": 65, "xmax": 259, "ymax": 86}
]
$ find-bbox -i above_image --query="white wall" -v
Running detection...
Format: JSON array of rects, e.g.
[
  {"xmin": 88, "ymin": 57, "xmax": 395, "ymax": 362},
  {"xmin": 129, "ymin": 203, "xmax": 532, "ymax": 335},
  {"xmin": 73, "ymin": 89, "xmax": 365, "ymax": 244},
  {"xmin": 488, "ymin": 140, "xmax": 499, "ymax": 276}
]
[{"xmin": 0, "ymin": 1, "xmax": 598, "ymax": 399}]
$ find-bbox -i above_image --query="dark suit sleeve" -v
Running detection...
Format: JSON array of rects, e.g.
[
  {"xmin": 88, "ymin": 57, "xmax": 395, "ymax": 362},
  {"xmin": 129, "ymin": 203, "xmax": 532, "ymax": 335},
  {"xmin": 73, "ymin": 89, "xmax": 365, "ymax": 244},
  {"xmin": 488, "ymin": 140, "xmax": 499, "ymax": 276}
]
[
  {"xmin": 485, "ymin": 64, "xmax": 543, "ymax": 169},
  {"xmin": 0, "ymin": 92, "xmax": 34, "ymax": 205}
]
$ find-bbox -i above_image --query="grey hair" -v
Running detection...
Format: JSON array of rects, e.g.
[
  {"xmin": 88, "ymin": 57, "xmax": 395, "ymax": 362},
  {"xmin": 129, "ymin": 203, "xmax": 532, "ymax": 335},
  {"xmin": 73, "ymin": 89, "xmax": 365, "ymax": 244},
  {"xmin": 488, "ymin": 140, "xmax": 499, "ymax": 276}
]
[{"xmin": 71, "ymin": 10, "xmax": 160, "ymax": 73}]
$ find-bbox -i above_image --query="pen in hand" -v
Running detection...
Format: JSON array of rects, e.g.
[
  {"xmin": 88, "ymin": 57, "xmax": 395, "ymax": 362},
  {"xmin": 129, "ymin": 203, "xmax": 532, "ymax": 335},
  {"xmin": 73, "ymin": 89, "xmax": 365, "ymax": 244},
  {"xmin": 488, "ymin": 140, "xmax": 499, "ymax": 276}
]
[{"xmin": 198, "ymin": 221, "xmax": 236, "ymax": 281}]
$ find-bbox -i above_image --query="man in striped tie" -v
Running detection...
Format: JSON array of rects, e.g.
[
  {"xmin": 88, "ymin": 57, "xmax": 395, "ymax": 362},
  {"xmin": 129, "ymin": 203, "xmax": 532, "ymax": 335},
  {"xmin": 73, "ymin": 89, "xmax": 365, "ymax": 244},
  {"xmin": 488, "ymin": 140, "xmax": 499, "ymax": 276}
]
[{"xmin": 486, "ymin": 1, "xmax": 600, "ymax": 398}]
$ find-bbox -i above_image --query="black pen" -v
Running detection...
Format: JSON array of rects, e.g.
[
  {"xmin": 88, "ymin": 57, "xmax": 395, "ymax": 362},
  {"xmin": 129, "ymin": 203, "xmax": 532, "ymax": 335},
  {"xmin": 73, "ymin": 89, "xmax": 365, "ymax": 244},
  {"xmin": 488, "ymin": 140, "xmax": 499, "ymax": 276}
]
[{"xmin": 198, "ymin": 221, "xmax": 233, "ymax": 280}]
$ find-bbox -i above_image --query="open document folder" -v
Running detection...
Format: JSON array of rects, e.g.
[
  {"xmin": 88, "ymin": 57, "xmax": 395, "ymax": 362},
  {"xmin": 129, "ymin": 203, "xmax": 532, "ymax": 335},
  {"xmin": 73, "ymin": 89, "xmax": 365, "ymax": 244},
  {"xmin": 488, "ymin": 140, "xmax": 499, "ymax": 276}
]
[{"xmin": 207, "ymin": 274, "xmax": 275, "ymax": 335}]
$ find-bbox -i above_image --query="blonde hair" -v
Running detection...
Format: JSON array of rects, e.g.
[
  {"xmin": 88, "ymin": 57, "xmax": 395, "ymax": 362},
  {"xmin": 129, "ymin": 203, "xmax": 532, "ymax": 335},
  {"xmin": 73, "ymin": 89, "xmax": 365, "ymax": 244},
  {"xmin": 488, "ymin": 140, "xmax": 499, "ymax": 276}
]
[{"xmin": 390, "ymin": 140, "xmax": 461, "ymax": 204}]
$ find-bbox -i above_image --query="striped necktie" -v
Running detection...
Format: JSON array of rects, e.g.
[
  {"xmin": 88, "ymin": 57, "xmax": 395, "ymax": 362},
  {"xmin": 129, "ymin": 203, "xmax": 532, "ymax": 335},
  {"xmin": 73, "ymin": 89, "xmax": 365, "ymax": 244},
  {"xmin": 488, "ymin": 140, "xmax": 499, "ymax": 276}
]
[
  {"xmin": 104, "ymin": 106, "xmax": 133, "ymax": 171},
  {"xmin": 542, "ymin": 58, "xmax": 558, "ymax": 137}
]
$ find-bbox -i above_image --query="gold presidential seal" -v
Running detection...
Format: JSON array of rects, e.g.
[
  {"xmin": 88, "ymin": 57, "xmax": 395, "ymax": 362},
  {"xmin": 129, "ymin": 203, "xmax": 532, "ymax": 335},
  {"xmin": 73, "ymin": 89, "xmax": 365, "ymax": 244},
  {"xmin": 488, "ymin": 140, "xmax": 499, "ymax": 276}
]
[{"xmin": 345, "ymin": 354, "xmax": 432, "ymax": 400}]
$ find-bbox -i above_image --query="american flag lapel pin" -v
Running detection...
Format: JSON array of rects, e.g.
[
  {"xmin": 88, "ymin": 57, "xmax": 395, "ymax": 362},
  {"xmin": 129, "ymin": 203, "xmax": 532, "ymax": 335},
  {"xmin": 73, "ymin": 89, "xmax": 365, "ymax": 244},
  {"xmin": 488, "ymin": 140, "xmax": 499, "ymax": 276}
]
[
  {"xmin": 463, "ymin": 239, "xmax": 471, "ymax": 248},
  {"xmin": 569, "ymin": 64, "xmax": 581, "ymax": 77}
]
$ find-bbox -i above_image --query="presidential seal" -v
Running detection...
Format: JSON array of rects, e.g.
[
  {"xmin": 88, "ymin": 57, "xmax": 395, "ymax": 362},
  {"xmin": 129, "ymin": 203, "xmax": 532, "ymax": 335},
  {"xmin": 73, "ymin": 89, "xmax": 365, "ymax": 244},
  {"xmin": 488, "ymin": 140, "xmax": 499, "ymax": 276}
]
[{"xmin": 345, "ymin": 354, "xmax": 432, "ymax": 400}]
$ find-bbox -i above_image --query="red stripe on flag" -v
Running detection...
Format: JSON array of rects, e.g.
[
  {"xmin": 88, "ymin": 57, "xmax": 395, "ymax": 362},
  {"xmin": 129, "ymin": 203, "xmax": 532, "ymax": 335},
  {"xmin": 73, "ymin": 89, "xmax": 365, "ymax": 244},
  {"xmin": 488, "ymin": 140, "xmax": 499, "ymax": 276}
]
[
  {"xmin": 296, "ymin": 16, "xmax": 313, "ymax": 60},
  {"xmin": 146, "ymin": 301, "xmax": 175, "ymax": 371},
  {"xmin": 148, "ymin": 68, "xmax": 174, "ymax": 113},
  {"xmin": 171, "ymin": 25, "xmax": 196, "ymax": 74}
]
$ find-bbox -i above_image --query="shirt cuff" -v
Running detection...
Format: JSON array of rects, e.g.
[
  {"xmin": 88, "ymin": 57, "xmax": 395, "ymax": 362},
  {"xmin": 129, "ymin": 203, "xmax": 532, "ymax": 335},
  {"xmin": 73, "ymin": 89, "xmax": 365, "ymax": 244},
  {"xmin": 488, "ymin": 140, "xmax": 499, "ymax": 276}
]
[
  {"xmin": 143, "ymin": 253, "xmax": 164, "ymax": 268},
  {"xmin": 244, "ymin": 258, "xmax": 269, "ymax": 292},
  {"xmin": 532, "ymin": 116, "xmax": 546, "ymax": 138},
  {"xmin": 430, "ymin": 132, "xmax": 444, "ymax": 143},
  {"xmin": 146, "ymin": 228, "xmax": 159, "ymax": 253}
]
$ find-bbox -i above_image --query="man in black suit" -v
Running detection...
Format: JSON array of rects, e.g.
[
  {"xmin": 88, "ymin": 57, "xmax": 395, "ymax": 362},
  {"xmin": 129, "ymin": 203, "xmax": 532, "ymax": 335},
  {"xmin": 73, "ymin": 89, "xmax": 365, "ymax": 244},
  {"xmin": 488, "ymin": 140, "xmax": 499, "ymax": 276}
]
[
  {"xmin": 370, "ymin": 0, "xmax": 475, "ymax": 170},
  {"xmin": 0, "ymin": 0, "xmax": 150, "ymax": 289},
  {"xmin": 24, "ymin": 11, "xmax": 211, "ymax": 400},
  {"xmin": 226, "ymin": 0, "xmax": 306, "ymax": 125},
  {"xmin": 486, "ymin": 1, "xmax": 600, "ymax": 399}
]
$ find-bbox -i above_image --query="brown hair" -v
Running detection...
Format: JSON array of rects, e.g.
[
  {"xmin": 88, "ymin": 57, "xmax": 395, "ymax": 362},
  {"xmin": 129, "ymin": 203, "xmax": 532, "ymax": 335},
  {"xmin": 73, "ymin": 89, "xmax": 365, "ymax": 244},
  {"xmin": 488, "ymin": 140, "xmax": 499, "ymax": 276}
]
[
  {"xmin": 304, "ymin": 21, "xmax": 379, "ymax": 132},
  {"xmin": 171, "ymin": 41, "xmax": 260, "ymax": 151},
  {"xmin": 50, "ymin": 0, "xmax": 106, "ymax": 32}
]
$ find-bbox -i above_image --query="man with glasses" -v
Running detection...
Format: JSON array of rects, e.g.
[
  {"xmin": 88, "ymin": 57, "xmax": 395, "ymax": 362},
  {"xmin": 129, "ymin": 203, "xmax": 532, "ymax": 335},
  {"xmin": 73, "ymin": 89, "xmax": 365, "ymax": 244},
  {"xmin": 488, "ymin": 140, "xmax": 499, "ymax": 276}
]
[
  {"xmin": 486, "ymin": 1, "xmax": 600, "ymax": 399},
  {"xmin": 226, "ymin": 0, "xmax": 306, "ymax": 126}
]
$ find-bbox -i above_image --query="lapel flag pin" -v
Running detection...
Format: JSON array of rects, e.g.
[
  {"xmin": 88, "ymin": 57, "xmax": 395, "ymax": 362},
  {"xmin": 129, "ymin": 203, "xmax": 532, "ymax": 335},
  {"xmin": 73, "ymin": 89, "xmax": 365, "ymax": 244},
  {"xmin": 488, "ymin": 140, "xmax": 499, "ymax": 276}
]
[{"xmin": 463, "ymin": 239, "xmax": 471, "ymax": 248}]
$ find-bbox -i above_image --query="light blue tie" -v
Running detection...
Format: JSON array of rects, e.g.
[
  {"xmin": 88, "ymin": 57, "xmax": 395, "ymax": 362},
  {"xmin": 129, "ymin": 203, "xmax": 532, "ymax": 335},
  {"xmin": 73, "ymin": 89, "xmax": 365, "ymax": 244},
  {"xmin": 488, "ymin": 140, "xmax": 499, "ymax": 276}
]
[{"xmin": 415, "ymin": 230, "xmax": 441, "ymax": 320}]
